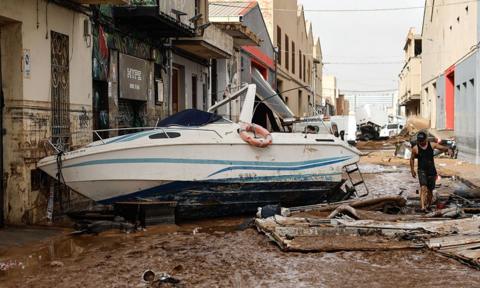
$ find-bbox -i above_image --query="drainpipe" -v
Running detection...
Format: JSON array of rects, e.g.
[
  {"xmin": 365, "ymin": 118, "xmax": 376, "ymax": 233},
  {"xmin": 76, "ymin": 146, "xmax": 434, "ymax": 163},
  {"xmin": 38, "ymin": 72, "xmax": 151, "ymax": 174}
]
[
  {"xmin": 312, "ymin": 65, "xmax": 316, "ymax": 116},
  {"xmin": 273, "ymin": 47, "xmax": 279, "ymax": 92},
  {"xmin": 208, "ymin": 59, "xmax": 212, "ymax": 109},
  {"xmin": 167, "ymin": 39, "xmax": 173, "ymax": 116},
  {"xmin": 313, "ymin": 59, "xmax": 321, "ymax": 116}
]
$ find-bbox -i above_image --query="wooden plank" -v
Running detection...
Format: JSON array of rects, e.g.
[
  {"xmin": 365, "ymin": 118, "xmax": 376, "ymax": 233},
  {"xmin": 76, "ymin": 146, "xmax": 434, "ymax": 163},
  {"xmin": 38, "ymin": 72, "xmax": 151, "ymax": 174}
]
[
  {"xmin": 337, "ymin": 217, "xmax": 480, "ymax": 235},
  {"xmin": 281, "ymin": 235, "xmax": 423, "ymax": 252},
  {"xmin": 428, "ymin": 234, "xmax": 480, "ymax": 249}
]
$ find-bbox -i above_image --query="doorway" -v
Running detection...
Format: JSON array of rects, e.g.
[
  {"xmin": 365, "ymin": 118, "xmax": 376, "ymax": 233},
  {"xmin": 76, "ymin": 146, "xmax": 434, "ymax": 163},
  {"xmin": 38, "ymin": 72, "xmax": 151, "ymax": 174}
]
[
  {"xmin": 211, "ymin": 59, "xmax": 218, "ymax": 106},
  {"xmin": 445, "ymin": 69, "xmax": 455, "ymax": 129},
  {"xmin": 191, "ymin": 75, "xmax": 198, "ymax": 109},
  {"xmin": 92, "ymin": 80, "xmax": 109, "ymax": 140}
]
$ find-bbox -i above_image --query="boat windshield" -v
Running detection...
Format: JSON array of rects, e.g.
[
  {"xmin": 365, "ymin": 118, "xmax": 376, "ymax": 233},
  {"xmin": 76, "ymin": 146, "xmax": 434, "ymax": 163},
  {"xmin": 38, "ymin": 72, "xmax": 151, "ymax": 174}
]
[{"xmin": 156, "ymin": 109, "xmax": 228, "ymax": 127}]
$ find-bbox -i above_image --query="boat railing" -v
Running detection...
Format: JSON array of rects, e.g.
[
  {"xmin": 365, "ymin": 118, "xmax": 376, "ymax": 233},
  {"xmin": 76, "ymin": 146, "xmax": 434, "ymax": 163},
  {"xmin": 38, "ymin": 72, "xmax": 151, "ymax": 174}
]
[{"xmin": 92, "ymin": 126, "xmax": 224, "ymax": 144}]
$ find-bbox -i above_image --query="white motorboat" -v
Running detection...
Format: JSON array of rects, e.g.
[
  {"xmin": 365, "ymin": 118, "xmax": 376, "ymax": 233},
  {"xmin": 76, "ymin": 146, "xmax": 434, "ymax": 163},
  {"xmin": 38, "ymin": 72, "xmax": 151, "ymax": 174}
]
[{"xmin": 38, "ymin": 84, "xmax": 361, "ymax": 218}]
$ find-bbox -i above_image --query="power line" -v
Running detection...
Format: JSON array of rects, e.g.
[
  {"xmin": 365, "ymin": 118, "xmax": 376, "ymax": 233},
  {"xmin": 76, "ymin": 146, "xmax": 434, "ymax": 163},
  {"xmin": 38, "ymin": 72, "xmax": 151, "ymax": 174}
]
[
  {"xmin": 210, "ymin": 0, "xmax": 476, "ymax": 13},
  {"xmin": 323, "ymin": 61, "xmax": 403, "ymax": 65},
  {"xmin": 340, "ymin": 89, "xmax": 398, "ymax": 93}
]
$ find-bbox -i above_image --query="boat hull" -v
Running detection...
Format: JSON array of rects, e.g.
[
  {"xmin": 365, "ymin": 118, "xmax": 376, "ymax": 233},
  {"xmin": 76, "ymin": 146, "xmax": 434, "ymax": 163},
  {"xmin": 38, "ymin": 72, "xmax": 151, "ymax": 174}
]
[
  {"xmin": 38, "ymin": 125, "xmax": 361, "ymax": 218},
  {"xmin": 99, "ymin": 179, "xmax": 346, "ymax": 219}
]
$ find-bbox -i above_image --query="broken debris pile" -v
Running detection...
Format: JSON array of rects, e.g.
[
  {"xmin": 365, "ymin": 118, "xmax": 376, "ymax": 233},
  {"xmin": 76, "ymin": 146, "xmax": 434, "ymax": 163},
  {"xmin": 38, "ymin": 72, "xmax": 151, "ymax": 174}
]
[{"xmin": 256, "ymin": 195, "xmax": 480, "ymax": 269}]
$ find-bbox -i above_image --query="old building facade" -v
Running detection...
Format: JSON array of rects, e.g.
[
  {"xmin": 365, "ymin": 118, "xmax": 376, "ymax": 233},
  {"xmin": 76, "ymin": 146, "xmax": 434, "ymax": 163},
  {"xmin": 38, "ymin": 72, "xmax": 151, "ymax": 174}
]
[
  {"xmin": 0, "ymin": 0, "xmax": 99, "ymax": 225},
  {"xmin": 421, "ymin": 0, "xmax": 480, "ymax": 164},
  {"xmin": 257, "ymin": 0, "xmax": 322, "ymax": 116},
  {"xmin": 398, "ymin": 28, "xmax": 422, "ymax": 117},
  {"xmin": 322, "ymin": 74, "xmax": 338, "ymax": 116},
  {"xmin": 209, "ymin": 1, "xmax": 279, "ymax": 125},
  {"xmin": 0, "ymin": 0, "xmax": 237, "ymax": 225}
]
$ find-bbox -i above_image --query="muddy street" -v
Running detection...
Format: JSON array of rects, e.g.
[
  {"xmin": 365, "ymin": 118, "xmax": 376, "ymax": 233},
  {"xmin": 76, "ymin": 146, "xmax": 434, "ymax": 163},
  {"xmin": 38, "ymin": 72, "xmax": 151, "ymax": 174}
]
[{"xmin": 2, "ymin": 160, "xmax": 480, "ymax": 288}]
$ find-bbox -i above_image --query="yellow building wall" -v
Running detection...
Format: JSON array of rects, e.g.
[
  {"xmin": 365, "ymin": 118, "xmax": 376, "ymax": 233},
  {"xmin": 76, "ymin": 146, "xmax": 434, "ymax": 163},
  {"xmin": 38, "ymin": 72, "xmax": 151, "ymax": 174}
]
[{"xmin": 0, "ymin": 0, "xmax": 92, "ymax": 224}]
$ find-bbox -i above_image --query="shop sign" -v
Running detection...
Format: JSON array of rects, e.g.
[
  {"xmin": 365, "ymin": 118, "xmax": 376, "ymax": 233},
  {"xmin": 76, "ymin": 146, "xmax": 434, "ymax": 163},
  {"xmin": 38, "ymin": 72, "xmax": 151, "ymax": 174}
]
[{"xmin": 119, "ymin": 53, "xmax": 148, "ymax": 101}]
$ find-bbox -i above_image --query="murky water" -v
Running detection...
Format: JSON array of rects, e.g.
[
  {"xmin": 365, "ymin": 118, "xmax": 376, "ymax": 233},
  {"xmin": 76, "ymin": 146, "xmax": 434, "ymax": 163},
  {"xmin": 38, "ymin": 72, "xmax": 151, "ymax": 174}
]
[{"xmin": 1, "ymin": 164, "xmax": 479, "ymax": 287}]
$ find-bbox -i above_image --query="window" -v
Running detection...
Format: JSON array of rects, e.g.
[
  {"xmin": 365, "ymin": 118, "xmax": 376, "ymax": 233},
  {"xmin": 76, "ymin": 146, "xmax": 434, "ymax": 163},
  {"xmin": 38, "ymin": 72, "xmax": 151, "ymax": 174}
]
[
  {"xmin": 387, "ymin": 124, "xmax": 399, "ymax": 129},
  {"xmin": 430, "ymin": 0, "xmax": 435, "ymax": 22},
  {"xmin": 302, "ymin": 54, "xmax": 306, "ymax": 81},
  {"xmin": 299, "ymin": 50, "xmax": 302, "ymax": 79},
  {"xmin": 414, "ymin": 39, "xmax": 422, "ymax": 56},
  {"xmin": 285, "ymin": 34, "xmax": 289, "ymax": 71},
  {"xmin": 276, "ymin": 26, "xmax": 282, "ymax": 65},
  {"xmin": 154, "ymin": 64, "xmax": 163, "ymax": 104},
  {"xmin": 307, "ymin": 61, "xmax": 311, "ymax": 84},
  {"xmin": 51, "ymin": 31, "xmax": 70, "ymax": 150},
  {"xmin": 149, "ymin": 132, "xmax": 181, "ymax": 139},
  {"xmin": 291, "ymin": 41, "xmax": 295, "ymax": 74},
  {"xmin": 195, "ymin": 0, "xmax": 201, "ymax": 17},
  {"xmin": 298, "ymin": 90, "xmax": 303, "ymax": 115}
]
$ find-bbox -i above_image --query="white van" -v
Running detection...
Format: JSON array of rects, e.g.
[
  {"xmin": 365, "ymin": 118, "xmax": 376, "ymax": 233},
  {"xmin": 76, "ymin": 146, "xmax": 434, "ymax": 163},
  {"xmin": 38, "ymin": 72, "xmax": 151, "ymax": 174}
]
[{"xmin": 330, "ymin": 115, "xmax": 357, "ymax": 145}]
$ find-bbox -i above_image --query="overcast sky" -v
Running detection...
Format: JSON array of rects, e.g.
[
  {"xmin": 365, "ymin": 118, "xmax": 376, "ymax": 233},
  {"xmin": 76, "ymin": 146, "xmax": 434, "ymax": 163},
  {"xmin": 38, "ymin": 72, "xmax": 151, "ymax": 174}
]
[{"xmin": 299, "ymin": 0, "xmax": 424, "ymax": 95}]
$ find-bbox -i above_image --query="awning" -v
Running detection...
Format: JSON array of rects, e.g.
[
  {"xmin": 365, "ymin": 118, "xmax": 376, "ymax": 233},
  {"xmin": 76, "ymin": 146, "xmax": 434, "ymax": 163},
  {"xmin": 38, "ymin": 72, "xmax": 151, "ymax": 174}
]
[{"xmin": 252, "ymin": 69, "xmax": 295, "ymax": 120}]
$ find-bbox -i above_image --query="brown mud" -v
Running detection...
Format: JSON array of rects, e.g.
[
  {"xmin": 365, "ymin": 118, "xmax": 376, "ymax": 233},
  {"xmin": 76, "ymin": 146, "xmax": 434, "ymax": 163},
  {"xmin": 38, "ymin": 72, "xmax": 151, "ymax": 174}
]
[
  {"xmin": 2, "ymin": 218, "xmax": 480, "ymax": 288},
  {"xmin": 1, "ymin": 157, "xmax": 480, "ymax": 287}
]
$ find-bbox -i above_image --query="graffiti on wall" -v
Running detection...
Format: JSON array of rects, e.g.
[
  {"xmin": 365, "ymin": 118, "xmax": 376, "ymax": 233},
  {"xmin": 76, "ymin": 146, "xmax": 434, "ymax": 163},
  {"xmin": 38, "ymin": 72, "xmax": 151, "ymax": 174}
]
[{"xmin": 79, "ymin": 106, "xmax": 90, "ymax": 129}]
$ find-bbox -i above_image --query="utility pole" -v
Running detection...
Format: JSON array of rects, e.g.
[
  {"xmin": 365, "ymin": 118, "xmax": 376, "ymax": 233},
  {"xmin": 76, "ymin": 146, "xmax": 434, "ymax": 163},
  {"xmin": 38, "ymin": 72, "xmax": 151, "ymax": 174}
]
[
  {"xmin": 273, "ymin": 46, "xmax": 279, "ymax": 92},
  {"xmin": 312, "ymin": 65, "xmax": 316, "ymax": 116},
  {"xmin": 313, "ymin": 59, "xmax": 321, "ymax": 116}
]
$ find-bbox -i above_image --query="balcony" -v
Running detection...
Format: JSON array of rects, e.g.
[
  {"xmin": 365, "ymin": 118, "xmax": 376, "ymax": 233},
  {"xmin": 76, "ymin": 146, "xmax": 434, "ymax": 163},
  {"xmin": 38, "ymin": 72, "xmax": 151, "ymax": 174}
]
[
  {"xmin": 113, "ymin": 0, "xmax": 196, "ymax": 37},
  {"xmin": 173, "ymin": 24, "xmax": 233, "ymax": 59},
  {"xmin": 399, "ymin": 57, "xmax": 421, "ymax": 106},
  {"xmin": 212, "ymin": 23, "xmax": 260, "ymax": 48}
]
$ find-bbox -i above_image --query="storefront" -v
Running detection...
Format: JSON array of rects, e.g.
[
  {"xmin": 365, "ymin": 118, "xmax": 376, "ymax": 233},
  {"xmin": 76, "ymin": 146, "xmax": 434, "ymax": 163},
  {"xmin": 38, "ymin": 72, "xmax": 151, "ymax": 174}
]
[{"xmin": 92, "ymin": 17, "xmax": 168, "ymax": 138}]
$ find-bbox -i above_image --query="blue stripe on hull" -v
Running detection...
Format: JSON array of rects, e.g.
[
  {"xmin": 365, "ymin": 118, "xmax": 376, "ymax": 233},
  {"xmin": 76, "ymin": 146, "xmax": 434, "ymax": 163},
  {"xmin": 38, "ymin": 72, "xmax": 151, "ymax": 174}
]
[
  {"xmin": 63, "ymin": 156, "xmax": 352, "ymax": 169},
  {"xmin": 207, "ymin": 158, "xmax": 350, "ymax": 177}
]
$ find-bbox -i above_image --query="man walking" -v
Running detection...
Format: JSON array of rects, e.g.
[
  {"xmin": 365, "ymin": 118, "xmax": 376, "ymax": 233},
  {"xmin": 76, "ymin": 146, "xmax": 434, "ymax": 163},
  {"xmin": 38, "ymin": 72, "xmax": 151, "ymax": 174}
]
[{"xmin": 410, "ymin": 131, "xmax": 452, "ymax": 212}]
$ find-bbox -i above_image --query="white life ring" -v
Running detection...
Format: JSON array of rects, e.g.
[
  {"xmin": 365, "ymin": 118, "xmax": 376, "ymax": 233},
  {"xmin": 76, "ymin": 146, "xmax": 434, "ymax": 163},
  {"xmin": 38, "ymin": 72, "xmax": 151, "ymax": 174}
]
[{"xmin": 239, "ymin": 123, "xmax": 272, "ymax": 148}]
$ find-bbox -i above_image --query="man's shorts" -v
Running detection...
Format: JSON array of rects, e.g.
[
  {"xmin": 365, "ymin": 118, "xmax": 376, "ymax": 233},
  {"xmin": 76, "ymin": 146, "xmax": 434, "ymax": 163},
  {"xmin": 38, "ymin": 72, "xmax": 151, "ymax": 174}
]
[{"xmin": 418, "ymin": 170, "xmax": 436, "ymax": 191}]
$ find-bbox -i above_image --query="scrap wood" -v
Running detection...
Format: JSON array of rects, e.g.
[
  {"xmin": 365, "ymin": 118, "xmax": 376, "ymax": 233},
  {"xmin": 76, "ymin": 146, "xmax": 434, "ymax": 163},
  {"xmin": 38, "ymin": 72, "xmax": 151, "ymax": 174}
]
[
  {"xmin": 336, "ymin": 217, "xmax": 480, "ymax": 235},
  {"xmin": 328, "ymin": 204, "xmax": 360, "ymax": 220},
  {"xmin": 278, "ymin": 235, "xmax": 422, "ymax": 252},
  {"xmin": 429, "ymin": 236, "xmax": 480, "ymax": 269},
  {"xmin": 286, "ymin": 195, "xmax": 407, "ymax": 216},
  {"xmin": 255, "ymin": 216, "xmax": 422, "ymax": 252},
  {"xmin": 295, "ymin": 209, "xmax": 428, "ymax": 222},
  {"xmin": 425, "ymin": 207, "xmax": 464, "ymax": 218},
  {"xmin": 256, "ymin": 212, "xmax": 480, "ymax": 269},
  {"xmin": 463, "ymin": 208, "xmax": 480, "ymax": 214},
  {"xmin": 427, "ymin": 234, "xmax": 480, "ymax": 249}
]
